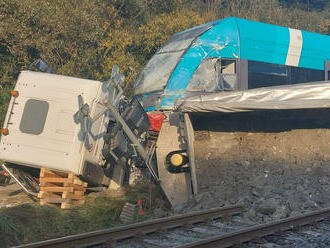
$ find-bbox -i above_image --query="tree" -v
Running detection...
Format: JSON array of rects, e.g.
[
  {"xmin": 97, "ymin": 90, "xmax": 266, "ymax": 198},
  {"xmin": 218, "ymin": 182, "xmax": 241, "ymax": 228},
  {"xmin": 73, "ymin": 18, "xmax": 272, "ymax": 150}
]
[
  {"xmin": 0, "ymin": 0, "xmax": 117, "ymax": 85},
  {"xmin": 279, "ymin": 0, "xmax": 328, "ymax": 11},
  {"xmin": 0, "ymin": 0, "xmax": 118, "ymax": 124}
]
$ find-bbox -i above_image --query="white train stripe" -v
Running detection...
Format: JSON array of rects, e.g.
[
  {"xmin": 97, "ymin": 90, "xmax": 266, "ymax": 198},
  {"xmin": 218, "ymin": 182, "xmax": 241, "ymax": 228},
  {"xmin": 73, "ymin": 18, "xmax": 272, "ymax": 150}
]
[{"xmin": 285, "ymin": 28, "xmax": 303, "ymax": 67}]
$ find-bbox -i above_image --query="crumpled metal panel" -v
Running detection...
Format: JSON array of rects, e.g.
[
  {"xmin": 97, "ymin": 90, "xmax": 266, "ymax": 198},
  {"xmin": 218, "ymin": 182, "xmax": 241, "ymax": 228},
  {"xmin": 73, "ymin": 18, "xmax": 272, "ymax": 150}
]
[
  {"xmin": 177, "ymin": 81, "xmax": 330, "ymax": 113},
  {"xmin": 162, "ymin": 18, "xmax": 240, "ymax": 107}
]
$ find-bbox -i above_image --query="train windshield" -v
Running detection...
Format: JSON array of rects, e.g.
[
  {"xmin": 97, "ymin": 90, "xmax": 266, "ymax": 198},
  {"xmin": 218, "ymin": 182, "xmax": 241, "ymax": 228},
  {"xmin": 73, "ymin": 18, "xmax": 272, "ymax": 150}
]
[{"xmin": 134, "ymin": 24, "xmax": 212, "ymax": 95}]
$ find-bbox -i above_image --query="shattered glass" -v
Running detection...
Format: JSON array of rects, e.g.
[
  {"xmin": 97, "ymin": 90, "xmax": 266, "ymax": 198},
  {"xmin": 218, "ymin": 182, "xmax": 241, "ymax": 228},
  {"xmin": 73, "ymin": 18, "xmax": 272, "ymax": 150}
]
[
  {"xmin": 187, "ymin": 58, "xmax": 237, "ymax": 92},
  {"xmin": 134, "ymin": 52, "xmax": 182, "ymax": 95},
  {"xmin": 186, "ymin": 58, "xmax": 219, "ymax": 92},
  {"xmin": 221, "ymin": 60, "xmax": 237, "ymax": 90},
  {"xmin": 134, "ymin": 24, "xmax": 213, "ymax": 95},
  {"xmin": 159, "ymin": 25, "xmax": 212, "ymax": 53},
  {"xmin": 222, "ymin": 74, "xmax": 237, "ymax": 90}
]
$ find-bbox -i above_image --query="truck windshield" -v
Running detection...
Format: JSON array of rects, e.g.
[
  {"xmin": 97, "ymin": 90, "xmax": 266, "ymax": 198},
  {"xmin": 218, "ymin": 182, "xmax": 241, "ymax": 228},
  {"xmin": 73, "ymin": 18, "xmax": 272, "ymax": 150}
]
[{"xmin": 134, "ymin": 24, "xmax": 212, "ymax": 95}]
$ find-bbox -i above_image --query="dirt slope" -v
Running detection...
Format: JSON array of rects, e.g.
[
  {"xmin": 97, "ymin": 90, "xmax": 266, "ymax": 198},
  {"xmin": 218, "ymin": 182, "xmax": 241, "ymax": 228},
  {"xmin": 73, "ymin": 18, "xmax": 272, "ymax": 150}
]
[
  {"xmin": 0, "ymin": 183, "xmax": 35, "ymax": 208},
  {"xmin": 188, "ymin": 110, "xmax": 330, "ymax": 222}
]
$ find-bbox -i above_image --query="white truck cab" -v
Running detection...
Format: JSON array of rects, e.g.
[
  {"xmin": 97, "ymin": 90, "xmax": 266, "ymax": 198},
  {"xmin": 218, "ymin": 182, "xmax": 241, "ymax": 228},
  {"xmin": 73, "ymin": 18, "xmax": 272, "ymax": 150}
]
[
  {"xmin": 0, "ymin": 68, "xmax": 183, "ymax": 206},
  {"xmin": 0, "ymin": 71, "xmax": 109, "ymax": 185}
]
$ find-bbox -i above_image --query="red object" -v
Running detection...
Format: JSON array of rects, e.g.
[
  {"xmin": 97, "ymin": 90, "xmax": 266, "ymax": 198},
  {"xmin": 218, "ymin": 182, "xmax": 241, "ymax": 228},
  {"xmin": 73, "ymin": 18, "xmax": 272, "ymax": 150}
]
[
  {"xmin": 1, "ymin": 171, "xmax": 9, "ymax": 177},
  {"xmin": 147, "ymin": 113, "xmax": 165, "ymax": 132},
  {"xmin": 137, "ymin": 199, "xmax": 144, "ymax": 215}
]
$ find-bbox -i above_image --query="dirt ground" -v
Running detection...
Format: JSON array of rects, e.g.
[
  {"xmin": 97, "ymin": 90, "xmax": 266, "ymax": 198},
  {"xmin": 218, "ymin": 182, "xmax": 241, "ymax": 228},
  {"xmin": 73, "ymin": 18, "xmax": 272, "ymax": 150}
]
[
  {"xmin": 0, "ymin": 183, "xmax": 35, "ymax": 208},
  {"xmin": 184, "ymin": 110, "xmax": 330, "ymax": 223}
]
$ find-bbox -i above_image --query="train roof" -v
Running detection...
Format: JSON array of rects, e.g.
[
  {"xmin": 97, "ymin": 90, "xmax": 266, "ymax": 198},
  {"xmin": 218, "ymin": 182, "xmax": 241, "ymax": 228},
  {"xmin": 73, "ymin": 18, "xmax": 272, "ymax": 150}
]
[{"xmin": 134, "ymin": 17, "xmax": 330, "ymax": 108}]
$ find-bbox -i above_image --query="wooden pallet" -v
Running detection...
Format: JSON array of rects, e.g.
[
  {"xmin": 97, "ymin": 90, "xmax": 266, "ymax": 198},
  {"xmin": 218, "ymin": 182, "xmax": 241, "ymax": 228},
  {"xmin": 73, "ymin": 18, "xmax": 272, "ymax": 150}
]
[{"xmin": 38, "ymin": 168, "xmax": 88, "ymax": 209}]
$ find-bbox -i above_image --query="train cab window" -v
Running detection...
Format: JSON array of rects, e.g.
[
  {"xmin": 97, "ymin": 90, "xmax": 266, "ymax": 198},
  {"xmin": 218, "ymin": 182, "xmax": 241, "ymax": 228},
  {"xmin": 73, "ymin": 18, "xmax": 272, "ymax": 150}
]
[
  {"xmin": 291, "ymin": 67, "xmax": 324, "ymax": 83},
  {"xmin": 186, "ymin": 58, "xmax": 218, "ymax": 92},
  {"xmin": 135, "ymin": 24, "xmax": 212, "ymax": 95},
  {"xmin": 220, "ymin": 59, "xmax": 237, "ymax": 90},
  {"xmin": 187, "ymin": 58, "xmax": 237, "ymax": 92},
  {"xmin": 248, "ymin": 61, "xmax": 289, "ymax": 89},
  {"xmin": 248, "ymin": 60, "xmax": 325, "ymax": 89},
  {"xmin": 20, "ymin": 99, "xmax": 49, "ymax": 135}
]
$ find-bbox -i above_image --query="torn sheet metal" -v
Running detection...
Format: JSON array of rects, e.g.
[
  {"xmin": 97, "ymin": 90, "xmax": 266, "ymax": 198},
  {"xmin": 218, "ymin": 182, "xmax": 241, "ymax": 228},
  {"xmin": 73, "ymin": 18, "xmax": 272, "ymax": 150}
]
[{"xmin": 177, "ymin": 81, "xmax": 330, "ymax": 113}]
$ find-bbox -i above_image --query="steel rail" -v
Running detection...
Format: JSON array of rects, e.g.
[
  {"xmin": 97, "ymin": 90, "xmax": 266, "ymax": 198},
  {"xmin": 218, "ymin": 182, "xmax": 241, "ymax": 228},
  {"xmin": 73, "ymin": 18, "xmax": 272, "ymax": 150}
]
[
  {"xmin": 175, "ymin": 207, "xmax": 330, "ymax": 248},
  {"xmin": 15, "ymin": 205, "xmax": 242, "ymax": 248}
]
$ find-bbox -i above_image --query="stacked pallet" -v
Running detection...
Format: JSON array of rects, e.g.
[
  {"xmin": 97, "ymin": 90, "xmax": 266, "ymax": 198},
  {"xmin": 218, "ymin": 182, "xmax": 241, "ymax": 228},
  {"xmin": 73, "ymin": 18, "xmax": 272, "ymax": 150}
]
[{"xmin": 38, "ymin": 168, "xmax": 88, "ymax": 209}]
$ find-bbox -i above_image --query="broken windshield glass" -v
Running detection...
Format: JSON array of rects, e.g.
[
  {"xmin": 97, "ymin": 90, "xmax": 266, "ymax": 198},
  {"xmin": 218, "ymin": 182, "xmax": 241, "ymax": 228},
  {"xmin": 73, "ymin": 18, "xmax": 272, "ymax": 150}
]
[
  {"xmin": 187, "ymin": 58, "xmax": 237, "ymax": 92},
  {"xmin": 134, "ymin": 24, "xmax": 213, "ymax": 95}
]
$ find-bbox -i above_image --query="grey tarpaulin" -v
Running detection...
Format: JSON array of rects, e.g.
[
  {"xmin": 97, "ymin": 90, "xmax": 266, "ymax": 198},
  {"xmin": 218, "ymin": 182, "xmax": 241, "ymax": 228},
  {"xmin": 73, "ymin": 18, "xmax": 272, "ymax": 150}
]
[{"xmin": 177, "ymin": 81, "xmax": 330, "ymax": 113}]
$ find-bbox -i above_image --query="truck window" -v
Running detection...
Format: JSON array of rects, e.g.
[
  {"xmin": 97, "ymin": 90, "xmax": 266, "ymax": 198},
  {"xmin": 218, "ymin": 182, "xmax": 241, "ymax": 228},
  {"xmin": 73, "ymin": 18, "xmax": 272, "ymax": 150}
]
[{"xmin": 20, "ymin": 99, "xmax": 49, "ymax": 135}]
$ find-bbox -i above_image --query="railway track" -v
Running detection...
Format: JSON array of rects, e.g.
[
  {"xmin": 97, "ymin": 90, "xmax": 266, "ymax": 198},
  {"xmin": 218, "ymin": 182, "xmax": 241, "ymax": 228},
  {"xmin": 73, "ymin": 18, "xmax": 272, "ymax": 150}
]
[
  {"xmin": 15, "ymin": 205, "xmax": 243, "ymax": 248},
  {"xmin": 176, "ymin": 207, "xmax": 330, "ymax": 248},
  {"xmin": 15, "ymin": 206, "xmax": 330, "ymax": 248}
]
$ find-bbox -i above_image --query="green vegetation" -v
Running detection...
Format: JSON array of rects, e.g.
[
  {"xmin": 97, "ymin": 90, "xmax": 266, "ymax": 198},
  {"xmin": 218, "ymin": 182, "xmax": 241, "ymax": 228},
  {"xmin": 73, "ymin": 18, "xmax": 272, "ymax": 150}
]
[
  {"xmin": 0, "ymin": 0, "xmax": 329, "ymax": 125},
  {"xmin": 0, "ymin": 184, "xmax": 169, "ymax": 247},
  {"xmin": 0, "ymin": 197, "xmax": 125, "ymax": 247}
]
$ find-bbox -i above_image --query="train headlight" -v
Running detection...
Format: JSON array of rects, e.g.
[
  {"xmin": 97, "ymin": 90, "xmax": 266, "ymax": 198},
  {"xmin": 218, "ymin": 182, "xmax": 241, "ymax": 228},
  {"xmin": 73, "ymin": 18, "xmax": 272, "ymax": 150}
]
[{"xmin": 170, "ymin": 153, "xmax": 184, "ymax": 167}]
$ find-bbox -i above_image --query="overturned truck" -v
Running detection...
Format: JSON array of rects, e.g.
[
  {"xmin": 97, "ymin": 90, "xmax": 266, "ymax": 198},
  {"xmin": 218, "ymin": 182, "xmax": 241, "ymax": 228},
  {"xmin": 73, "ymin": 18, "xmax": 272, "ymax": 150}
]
[{"xmin": 1, "ymin": 17, "xmax": 330, "ymax": 207}]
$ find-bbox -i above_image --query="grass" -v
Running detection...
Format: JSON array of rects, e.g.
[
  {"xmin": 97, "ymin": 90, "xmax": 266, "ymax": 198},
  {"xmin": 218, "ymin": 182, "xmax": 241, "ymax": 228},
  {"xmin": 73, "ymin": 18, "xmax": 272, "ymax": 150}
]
[
  {"xmin": 0, "ymin": 183, "xmax": 170, "ymax": 247},
  {"xmin": 0, "ymin": 197, "xmax": 126, "ymax": 247},
  {"xmin": 0, "ymin": 212, "xmax": 23, "ymax": 247},
  {"xmin": 0, "ymin": 87, "xmax": 11, "ymax": 128}
]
